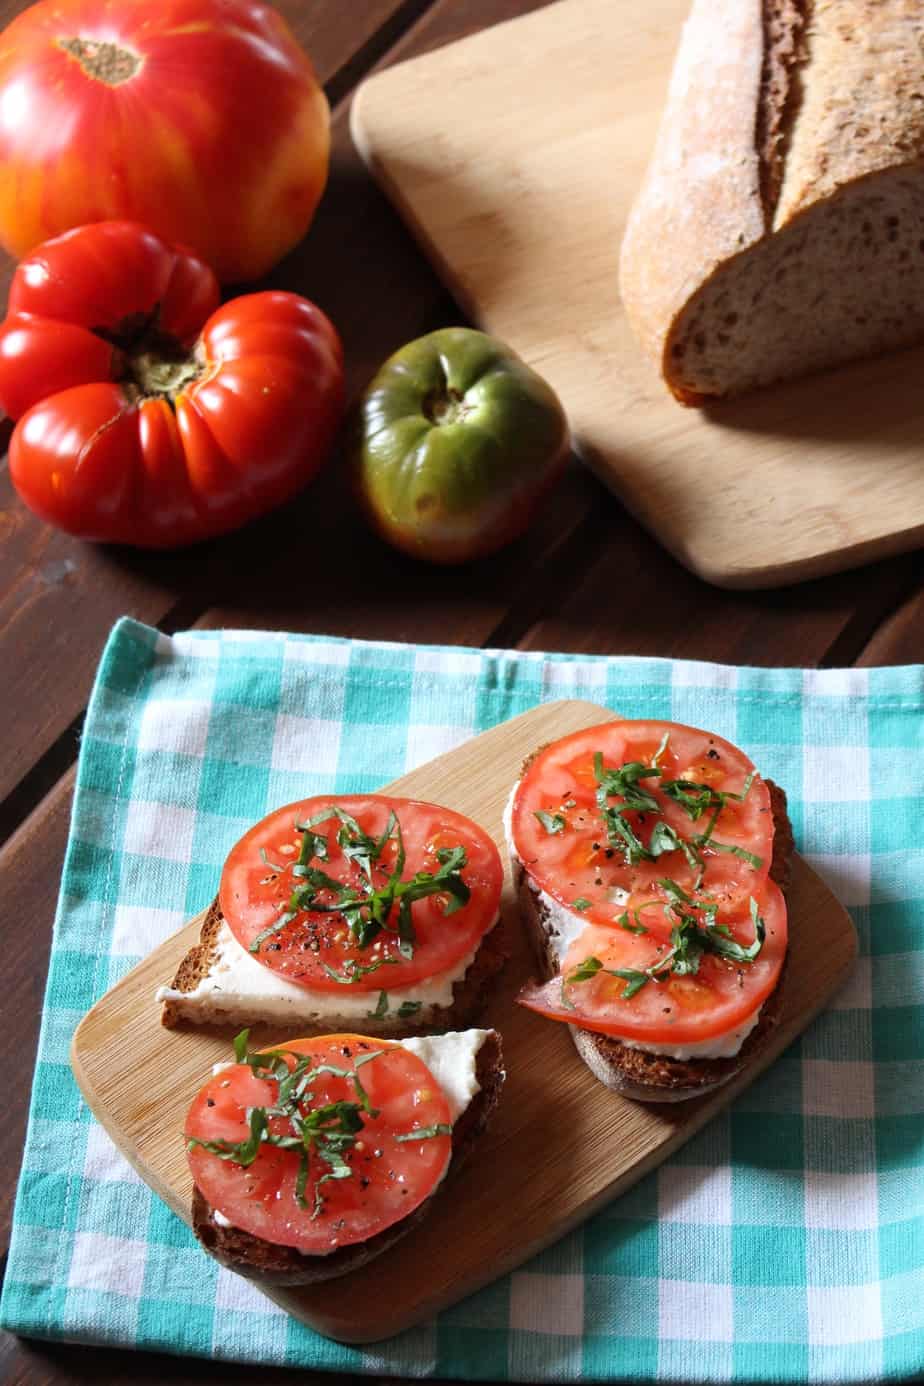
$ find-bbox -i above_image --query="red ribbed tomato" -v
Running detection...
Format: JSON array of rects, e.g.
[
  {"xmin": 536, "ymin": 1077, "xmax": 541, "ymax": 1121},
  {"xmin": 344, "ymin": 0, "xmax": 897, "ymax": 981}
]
[
  {"xmin": 0, "ymin": 222, "xmax": 343, "ymax": 547},
  {"xmin": 0, "ymin": 0, "xmax": 329, "ymax": 282}
]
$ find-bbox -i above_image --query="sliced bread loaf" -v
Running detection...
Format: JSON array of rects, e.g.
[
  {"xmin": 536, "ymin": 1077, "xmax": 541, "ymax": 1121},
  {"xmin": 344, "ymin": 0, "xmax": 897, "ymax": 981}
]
[{"xmin": 620, "ymin": 0, "xmax": 924, "ymax": 402}]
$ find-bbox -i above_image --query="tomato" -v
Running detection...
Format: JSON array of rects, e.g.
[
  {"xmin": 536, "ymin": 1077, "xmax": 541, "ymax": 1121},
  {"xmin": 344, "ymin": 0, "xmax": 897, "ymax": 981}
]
[
  {"xmin": 518, "ymin": 882, "xmax": 787, "ymax": 1043},
  {"xmin": 0, "ymin": 0, "xmax": 329, "ymax": 282},
  {"xmin": 186, "ymin": 1035, "xmax": 452, "ymax": 1254},
  {"xmin": 511, "ymin": 719, "xmax": 773, "ymax": 924},
  {"xmin": 220, "ymin": 795, "xmax": 503, "ymax": 991},
  {"xmin": 0, "ymin": 222, "xmax": 343, "ymax": 547},
  {"xmin": 352, "ymin": 328, "xmax": 570, "ymax": 563}
]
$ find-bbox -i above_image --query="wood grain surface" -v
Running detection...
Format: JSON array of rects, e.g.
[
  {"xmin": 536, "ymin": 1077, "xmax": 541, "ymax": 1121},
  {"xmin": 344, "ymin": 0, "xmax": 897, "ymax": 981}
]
[
  {"xmin": 1, "ymin": 0, "xmax": 921, "ymax": 1381},
  {"xmin": 352, "ymin": 0, "xmax": 924, "ymax": 589},
  {"xmin": 71, "ymin": 701, "xmax": 857, "ymax": 1344}
]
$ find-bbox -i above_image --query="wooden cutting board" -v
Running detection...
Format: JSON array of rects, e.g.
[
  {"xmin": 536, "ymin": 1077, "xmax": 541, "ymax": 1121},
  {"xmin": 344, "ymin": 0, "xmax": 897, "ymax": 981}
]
[
  {"xmin": 351, "ymin": 0, "xmax": 924, "ymax": 589},
  {"xmin": 71, "ymin": 701, "xmax": 857, "ymax": 1343}
]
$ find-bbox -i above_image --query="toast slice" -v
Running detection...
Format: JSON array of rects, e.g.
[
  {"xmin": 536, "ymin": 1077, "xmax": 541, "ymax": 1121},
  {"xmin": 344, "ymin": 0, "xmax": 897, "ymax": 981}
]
[
  {"xmin": 158, "ymin": 898, "xmax": 507, "ymax": 1036},
  {"xmin": 514, "ymin": 781, "xmax": 794, "ymax": 1102},
  {"xmin": 191, "ymin": 1028, "xmax": 504, "ymax": 1285}
]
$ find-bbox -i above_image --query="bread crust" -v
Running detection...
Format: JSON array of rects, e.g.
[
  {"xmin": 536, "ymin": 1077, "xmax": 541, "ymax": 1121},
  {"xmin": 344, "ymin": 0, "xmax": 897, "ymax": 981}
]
[
  {"xmin": 515, "ymin": 780, "xmax": 794, "ymax": 1102},
  {"xmin": 160, "ymin": 899, "xmax": 508, "ymax": 1036},
  {"xmin": 618, "ymin": 0, "xmax": 767, "ymax": 382},
  {"xmin": 191, "ymin": 1029, "xmax": 505, "ymax": 1285}
]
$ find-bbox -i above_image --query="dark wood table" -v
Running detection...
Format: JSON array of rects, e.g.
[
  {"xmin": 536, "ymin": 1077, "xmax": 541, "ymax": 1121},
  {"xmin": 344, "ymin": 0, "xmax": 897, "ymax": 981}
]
[{"xmin": 1, "ymin": 1, "xmax": 922, "ymax": 1381}]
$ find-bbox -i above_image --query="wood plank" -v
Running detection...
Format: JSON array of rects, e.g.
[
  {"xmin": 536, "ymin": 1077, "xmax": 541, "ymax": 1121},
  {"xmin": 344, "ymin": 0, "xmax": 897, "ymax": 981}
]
[
  {"xmin": 353, "ymin": 0, "xmax": 924, "ymax": 589},
  {"xmin": 0, "ymin": 0, "xmax": 545, "ymax": 807},
  {"xmin": 0, "ymin": 768, "xmax": 74, "ymax": 1243},
  {"xmin": 71, "ymin": 700, "xmax": 856, "ymax": 1345},
  {"xmin": 856, "ymin": 578, "xmax": 924, "ymax": 666},
  {"xmin": 194, "ymin": 460, "xmax": 600, "ymax": 645},
  {"xmin": 513, "ymin": 505, "xmax": 923, "ymax": 664}
]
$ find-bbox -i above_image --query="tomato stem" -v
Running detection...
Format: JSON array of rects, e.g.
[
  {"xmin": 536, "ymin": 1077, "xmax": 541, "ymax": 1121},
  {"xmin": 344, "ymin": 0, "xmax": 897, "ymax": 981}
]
[
  {"xmin": 422, "ymin": 387, "xmax": 472, "ymax": 426},
  {"xmin": 129, "ymin": 350, "xmax": 201, "ymax": 401},
  {"xmin": 58, "ymin": 37, "xmax": 141, "ymax": 85}
]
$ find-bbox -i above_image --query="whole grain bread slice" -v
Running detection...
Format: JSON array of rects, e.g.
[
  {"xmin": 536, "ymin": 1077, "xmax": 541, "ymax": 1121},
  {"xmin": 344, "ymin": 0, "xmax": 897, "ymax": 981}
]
[
  {"xmin": 191, "ymin": 1029, "xmax": 504, "ymax": 1285},
  {"xmin": 619, "ymin": 0, "xmax": 924, "ymax": 402},
  {"xmin": 515, "ymin": 780, "xmax": 794, "ymax": 1103},
  {"xmin": 160, "ymin": 899, "xmax": 508, "ymax": 1036}
]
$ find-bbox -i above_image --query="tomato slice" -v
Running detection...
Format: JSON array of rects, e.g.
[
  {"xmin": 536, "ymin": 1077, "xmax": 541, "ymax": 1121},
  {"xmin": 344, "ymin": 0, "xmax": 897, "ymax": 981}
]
[
  {"xmin": 518, "ymin": 882, "xmax": 787, "ymax": 1043},
  {"xmin": 186, "ymin": 1035, "xmax": 453, "ymax": 1254},
  {"xmin": 511, "ymin": 720, "xmax": 772, "ymax": 926},
  {"xmin": 220, "ymin": 795, "xmax": 503, "ymax": 991}
]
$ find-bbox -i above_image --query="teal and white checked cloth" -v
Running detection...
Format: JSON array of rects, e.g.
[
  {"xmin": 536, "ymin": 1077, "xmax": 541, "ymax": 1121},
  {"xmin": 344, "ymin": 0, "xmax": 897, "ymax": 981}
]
[{"xmin": 3, "ymin": 617, "xmax": 923, "ymax": 1383}]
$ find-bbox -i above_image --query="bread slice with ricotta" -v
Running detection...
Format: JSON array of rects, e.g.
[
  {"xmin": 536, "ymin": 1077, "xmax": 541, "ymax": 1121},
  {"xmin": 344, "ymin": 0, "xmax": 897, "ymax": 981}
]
[
  {"xmin": 157, "ymin": 898, "xmax": 506, "ymax": 1036},
  {"xmin": 511, "ymin": 780, "xmax": 794, "ymax": 1102},
  {"xmin": 192, "ymin": 1028, "xmax": 504, "ymax": 1285},
  {"xmin": 619, "ymin": 0, "xmax": 924, "ymax": 402}
]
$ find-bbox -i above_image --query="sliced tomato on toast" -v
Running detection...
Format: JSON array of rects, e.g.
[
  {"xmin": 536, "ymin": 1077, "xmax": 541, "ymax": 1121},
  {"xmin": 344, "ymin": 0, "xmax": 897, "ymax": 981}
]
[
  {"xmin": 186, "ymin": 1034, "xmax": 453, "ymax": 1255},
  {"xmin": 511, "ymin": 719, "xmax": 773, "ymax": 926},
  {"xmin": 220, "ymin": 795, "xmax": 503, "ymax": 991},
  {"xmin": 518, "ymin": 881, "xmax": 787, "ymax": 1044}
]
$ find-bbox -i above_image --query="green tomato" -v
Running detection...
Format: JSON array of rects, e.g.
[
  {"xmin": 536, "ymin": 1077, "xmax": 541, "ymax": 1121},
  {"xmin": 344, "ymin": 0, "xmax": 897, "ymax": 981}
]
[{"xmin": 352, "ymin": 327, "xmax": 569, "ymax": 563}]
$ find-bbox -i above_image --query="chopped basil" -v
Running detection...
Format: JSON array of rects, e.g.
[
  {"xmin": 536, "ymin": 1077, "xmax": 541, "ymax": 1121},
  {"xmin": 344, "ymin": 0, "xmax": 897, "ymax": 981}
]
[
  {"xmin": 564, "ymin": 954, "xmax": 655, "ymax": 999},
  {"xmin": 287, "ymin": 811, "xmax": 470, "ymax": 961},
  {"xmin": 572, "ymin": 897, "xmax": 592, "ymax": 911},
  {"xmin": 248, "ymin": 909, "xmax": 297, "ymax": 954},
  {"xmin": 534, "ymin": 810, "xmax": 566, "ymax": 835},
  {"xmin": 561, "ymin": 880, "xmax": 766, "ymax": 1006},
  {"xmin": 189, "ymin": 1032, "xmax": 390, "ymax": 1217},
  {"xmin": 367, "ymin": 989, "xmax": 389, "ymax": 1020},
  {"xmin": 321, "ymin": 957, "xmax": 399, "ymax": 985},
  {"xmin": 397, "ymin": 1000, "xmax": 422, "ymax": 1018},
  {"xmin": 589, "ymin": 744, "xmax": 759, "ymax": 877},
  {"xmin": 395, "ymin": 1123, "xmax": 452, "ymax": 1143},
  {"xmin": 609, "ymin": 968, "xmax": 651, "ymax": 999},
  {"xmin": 616, "ymin": 910, "xmax": 648, "ymax": 935},
  {"xmin": 594, "ymin": 752, "xmax": 662, "ymax": 813},
  {"xmin": 566, "ymin": 956, "xmax": 604, "ymax": 983},
  {"xmin": 259, "ymin": 847, "xmax": 285, "ymax": 872},
  {"xmin": 703, "ymin": 839, "xmax": 763, "ymax": 869}
]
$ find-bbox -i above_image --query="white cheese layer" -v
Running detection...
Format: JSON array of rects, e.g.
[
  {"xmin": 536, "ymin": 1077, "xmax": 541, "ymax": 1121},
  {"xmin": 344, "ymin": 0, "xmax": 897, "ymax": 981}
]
[
  {"xmin": 156, "ymin": 919, "xmax": 491, "ymax": 1028},
  {"xmin": 507, "ymin": 779, "xmax": 761, "ymax": 1061},
  {"xmin": 617, "ymin": 1008, "xmax": 762, "ymax": 1060},
  {"xmin": 401, "ymin": 1029, "xmax": 488, "ymax": 1122}
]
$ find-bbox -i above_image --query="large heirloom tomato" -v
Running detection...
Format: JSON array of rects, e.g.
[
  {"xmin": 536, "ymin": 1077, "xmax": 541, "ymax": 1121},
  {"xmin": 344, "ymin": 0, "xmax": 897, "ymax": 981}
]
[
  {"xmin": 0, "ymin": 0, "xmax": 329, "ymax": 282},
  {"xmin": 0, "ymin": 221, "xmax": 343, "ymax": 547},
  {"xmin": 352, "ymin": 329, "xmax": 570, "ymax": 564}
]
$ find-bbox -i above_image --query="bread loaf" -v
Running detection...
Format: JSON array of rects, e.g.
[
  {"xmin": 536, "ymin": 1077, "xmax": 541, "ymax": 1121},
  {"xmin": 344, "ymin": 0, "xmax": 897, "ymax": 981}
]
[{"xmin": 619, "ymin": 0, "xmax": 924, "ymax": 402}]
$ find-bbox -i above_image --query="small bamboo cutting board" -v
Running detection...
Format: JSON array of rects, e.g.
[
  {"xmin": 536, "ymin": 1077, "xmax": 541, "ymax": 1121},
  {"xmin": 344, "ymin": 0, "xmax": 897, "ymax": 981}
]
[
  {"xmin": 71, "ymin": 701, "xmax": 857, "ymax": 1343},
  {"xmin": 351, "ymin": 0, "xmax": 924, "ymax": 589}
]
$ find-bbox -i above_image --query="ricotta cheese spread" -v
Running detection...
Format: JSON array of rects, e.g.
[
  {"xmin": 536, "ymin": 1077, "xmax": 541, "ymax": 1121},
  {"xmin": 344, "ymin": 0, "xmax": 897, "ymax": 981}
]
[
  {"xmin": 505, "ymin": 779, "xmax": 761, "ymax": 1061},
  {"xmin": 401, "ymin": 1029, "xmax": 488, "ymax": 1122},
  {"xmin": 156, "ymin": 918, "xmax": 493, "ymax": 1027}
]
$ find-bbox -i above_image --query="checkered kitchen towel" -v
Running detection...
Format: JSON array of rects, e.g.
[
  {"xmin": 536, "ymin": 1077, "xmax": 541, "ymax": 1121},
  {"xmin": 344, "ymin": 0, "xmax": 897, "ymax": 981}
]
[{"xmin": 2, "ymin": 617, "xmax": 923, "ymax": 1382}]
